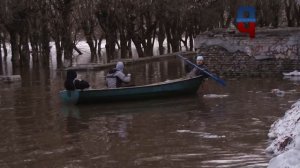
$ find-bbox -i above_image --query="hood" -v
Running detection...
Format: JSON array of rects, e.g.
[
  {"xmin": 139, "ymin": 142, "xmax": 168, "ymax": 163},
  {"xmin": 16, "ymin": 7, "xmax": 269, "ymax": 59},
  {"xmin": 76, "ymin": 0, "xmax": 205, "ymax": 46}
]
[
  {"xmin": 196, "ymin": 55, "xmax": 204, "ymax": 61},
  {"xmin": 66, "ymin": 70, "xmax": 77, "ymax": 80},
  {"xmin": 116, "ymin": 61, "xmax": 124, "ymax": 71}
]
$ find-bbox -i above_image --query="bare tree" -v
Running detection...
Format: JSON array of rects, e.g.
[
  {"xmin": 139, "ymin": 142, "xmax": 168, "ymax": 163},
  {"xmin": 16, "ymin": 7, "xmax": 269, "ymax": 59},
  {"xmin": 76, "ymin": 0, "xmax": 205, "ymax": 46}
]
[
  {"xmin": 0, "ymin": 0, "xmax": 23, "ymax": 66},
  {"xmin": 95, "ymin": 0, "xmax": 118, "ymax": 61},
  {"xmin": 76, "ymin": 0, "xmax": 99, "ymax": 61},
  {"xmin": 285, "ymin": 0, "xmax": 296, "ymax": 27},
  {"xmin": 61, "ymin": 0, "xmax": 76, "ymax": 59},
  {"xmin": 294, "ymin": 0, "xmax": 300, "ymax": 26},
  {"xmin": 0, "ymin": 0, "xmax": 300, "ymax": 70}
]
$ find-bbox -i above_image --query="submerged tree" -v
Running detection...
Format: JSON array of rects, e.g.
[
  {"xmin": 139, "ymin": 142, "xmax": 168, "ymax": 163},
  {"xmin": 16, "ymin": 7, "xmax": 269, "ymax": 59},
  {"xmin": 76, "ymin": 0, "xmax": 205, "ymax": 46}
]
[
  {"xmin": 76, "ymin": 0, "xmax": 99, "ymax": 61},
  {"xmin": 0, "ymin": 0, "xmax": 300, "ymax": 69}
]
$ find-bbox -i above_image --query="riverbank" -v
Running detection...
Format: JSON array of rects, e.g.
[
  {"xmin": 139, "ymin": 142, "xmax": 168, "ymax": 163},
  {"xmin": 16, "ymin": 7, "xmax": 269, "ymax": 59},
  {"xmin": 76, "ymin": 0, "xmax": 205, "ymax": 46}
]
[{"xmin": 266, "ymin": 100, "xmax": 300, "ymax": 168}]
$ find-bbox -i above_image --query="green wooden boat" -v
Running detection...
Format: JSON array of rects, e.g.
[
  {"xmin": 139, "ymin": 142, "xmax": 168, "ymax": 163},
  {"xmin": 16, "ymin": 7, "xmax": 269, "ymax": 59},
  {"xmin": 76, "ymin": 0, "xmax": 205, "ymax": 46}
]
[{"xmin": 59, "ymin": 76, "xmax": 205, "ymax": 104}]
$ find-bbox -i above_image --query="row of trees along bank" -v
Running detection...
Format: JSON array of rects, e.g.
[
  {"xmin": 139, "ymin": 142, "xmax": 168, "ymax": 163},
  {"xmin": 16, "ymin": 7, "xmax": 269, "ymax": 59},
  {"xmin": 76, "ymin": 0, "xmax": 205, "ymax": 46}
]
[{"xmin": 0, "ymin": 0, "xmax": 300, "ymax": 68}]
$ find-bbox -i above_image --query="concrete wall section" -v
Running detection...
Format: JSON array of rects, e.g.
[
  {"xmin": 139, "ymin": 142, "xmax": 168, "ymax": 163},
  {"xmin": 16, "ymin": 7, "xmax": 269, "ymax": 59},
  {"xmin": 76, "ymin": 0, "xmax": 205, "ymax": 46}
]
[{"xmin": 194, "ymin": 29, "xmax": 300, "ymax": 76}]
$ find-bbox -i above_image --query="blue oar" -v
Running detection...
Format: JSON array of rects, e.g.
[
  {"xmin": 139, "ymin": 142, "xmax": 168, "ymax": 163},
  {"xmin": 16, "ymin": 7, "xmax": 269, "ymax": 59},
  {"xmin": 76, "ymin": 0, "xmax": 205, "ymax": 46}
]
[{"xmin": 176, "ymin": 54, "xmax": 226, "ymax": 87}]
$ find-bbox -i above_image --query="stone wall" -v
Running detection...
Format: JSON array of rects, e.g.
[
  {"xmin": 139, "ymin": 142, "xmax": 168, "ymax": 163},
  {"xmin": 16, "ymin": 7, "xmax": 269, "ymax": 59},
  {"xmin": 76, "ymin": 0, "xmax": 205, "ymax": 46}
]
[{"xmin": 194, "ymin": 28, "xmax": 300, "ymax": 77}]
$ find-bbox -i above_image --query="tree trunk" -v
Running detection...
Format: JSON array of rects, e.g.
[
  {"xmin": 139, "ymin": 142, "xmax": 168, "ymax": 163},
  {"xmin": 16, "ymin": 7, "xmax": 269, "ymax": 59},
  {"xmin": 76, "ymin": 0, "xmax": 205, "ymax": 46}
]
[
  {"xmin": 105, "ymin": 35, "xmax": 116, "ymax": 61},
  {"xmin": 30, "ymin": 32, "xmax": 39, "ymax": 64},
  {"xmin": 295, "ymin": 4, "xmax": 300, "ymax": 26},
  {"xmin": 256, "ymin": 0, "xmax": 264, "ymax": 27},
  {"xmin": 62, "ymin": 32, "xmax": 73, "ymax": 59},
  {"xmin": 87, "ymin": 38, "xmax": 97, "ymax": 61},
  {"xmin": 9, "ymin": 31, "xmax": 20, "ymax": 67},
  {"xmin": 189, "ymin": 34, "xmax": 194, "ymax": 51},
  {"xmin": 62, "ymin": 0, "xmax": 74, "ymax": 59},
  {"xmin": 0, "ymin": 37, "xmax": 2, "ymax": 72},
  {"xmin": 144, "ymin": 38, "xmax": 153, "ymax": 56},
  {"xmin": 73, "ymin": 43, "xmax": 82, "ymax": 55},
  {"xmin": 12, "ymin": 63, "xmax": 20, "ymax": 75},
  {"xmin": 170, "ymin": 39, "xmax": 180, "ymax": 52},
  {"xmin": 144, "ymin": 29, "xmax": 155, "ymax": 56},
  {"xmin": 19, "ymin": 30, "xmax": 30, "ymax": 67},
  {"xmin": 158, "ymin": 21, "xmax": 165, "ymax": 55},
  {"xmin": 131, "ymin": 35, "xmax": 144, "ymax": 58},
  {"xmin": 128, "ymin": 40, "xmax": 132, "ymax": 58},
  {"xmin": 119, "ymin": 31, "xmax": 127, "ymax": 59},
  {"xmin": 182, "ymin": 34, "xmax": 188, "ymax": 50},
  {"xmin": 55, "ymin": 39, "xmax": 63, "ymax": 68},
  {"xmin": 41, "ymin": 28, "xmax": 50, "ymax": 67},
  {"xmin": 170, "ymin": 20, "xmax": 181, "ymax": 52},
  {"xmin": 98, "ymin": 38, "xmax": 102, "ymax": 57},
  {"xmin": 142, "ymin": 14, "xmax": 156, "ymax": 57},
  {"xmin": 82, "ymin": 20, "xmax": 96, "ymax": 61},
  {"xmin": 285, "ymin": 0, "xmax": 294, "ymax": 27},
  {"xmin": 165, "ymin": 26, "xmax": 171, "ymax": 53},
  {"xmin": 40, "ymin": 51, "xmax": 50, "ymax": 68},
  {"xmin": 270, "ymin": 0, "xmax": 280, "ymax": 28},
  {"xmin": 0, "ymin": 60, "xmax": 2, "ymax": 75},
  {"xmin": 3, "ymin": 33, "xmax": 8, "ymax": 61}
]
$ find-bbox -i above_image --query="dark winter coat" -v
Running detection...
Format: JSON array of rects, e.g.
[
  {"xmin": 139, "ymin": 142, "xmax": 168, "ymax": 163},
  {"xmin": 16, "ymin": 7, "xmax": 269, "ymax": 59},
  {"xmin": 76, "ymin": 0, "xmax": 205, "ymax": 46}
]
[
  {"xmin": 185, "ymin": 62, "xmax": 209, "ymax": 78},
  {"xmin": 64, "ymin": 70, "xmax": 90, "ymax": 90}
]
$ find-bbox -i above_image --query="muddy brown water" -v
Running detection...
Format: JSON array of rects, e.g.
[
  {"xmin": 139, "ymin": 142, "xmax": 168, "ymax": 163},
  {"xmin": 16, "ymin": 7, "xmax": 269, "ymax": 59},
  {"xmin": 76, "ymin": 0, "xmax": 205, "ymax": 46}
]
[{"xmin": 0, "ymin": 59, "xmax": 299, "ymax": 168}]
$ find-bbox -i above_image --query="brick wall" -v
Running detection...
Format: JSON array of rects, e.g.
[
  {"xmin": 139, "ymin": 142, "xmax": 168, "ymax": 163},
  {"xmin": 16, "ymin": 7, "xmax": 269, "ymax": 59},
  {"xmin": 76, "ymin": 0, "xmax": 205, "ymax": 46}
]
[{"xmin": 194, "ymin": 28, "xmax": 300, "ymax": 77}]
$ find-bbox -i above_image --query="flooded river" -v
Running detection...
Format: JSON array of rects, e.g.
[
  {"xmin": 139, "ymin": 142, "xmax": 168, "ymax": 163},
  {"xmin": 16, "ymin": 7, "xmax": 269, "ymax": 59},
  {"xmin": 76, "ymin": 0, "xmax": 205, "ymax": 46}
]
[{"xmin": 0, "ymin": 59, "xmax": 300, "ymax": 168}]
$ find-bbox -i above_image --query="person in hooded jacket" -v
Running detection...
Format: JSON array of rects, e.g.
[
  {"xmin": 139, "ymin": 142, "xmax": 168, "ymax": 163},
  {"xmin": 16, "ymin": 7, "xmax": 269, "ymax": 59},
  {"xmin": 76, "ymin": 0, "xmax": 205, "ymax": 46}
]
[
  {"xmin": 105, "ymin": 61, "xmax": 131, "ymax": 88},
  {"xmin": 64, "ymin": 70, "xmax": 90, "ymax": 90},
  {"xmin": 185, "ymin": 55, "xmax": 209, "ymax": 78}
]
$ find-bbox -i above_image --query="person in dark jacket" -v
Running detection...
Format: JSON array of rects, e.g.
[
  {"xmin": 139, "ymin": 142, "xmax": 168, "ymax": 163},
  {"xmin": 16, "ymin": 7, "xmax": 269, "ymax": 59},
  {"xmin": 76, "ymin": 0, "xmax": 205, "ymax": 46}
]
[
  {"xmin": 185, "ymin": 55, "xmax": 209, "ymax": 78},
  {"xmin": 105, "ymin": 61, "xmax": 131, "ymax": 88},
  {"xmin": 64, "ymin": 70, "xmax": 90, "ymax": 90}
]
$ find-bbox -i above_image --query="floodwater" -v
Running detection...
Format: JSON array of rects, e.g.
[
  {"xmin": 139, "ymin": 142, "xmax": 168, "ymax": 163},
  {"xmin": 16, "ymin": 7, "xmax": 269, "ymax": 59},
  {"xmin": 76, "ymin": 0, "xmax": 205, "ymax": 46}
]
[{"xmin": 0, "ymin": 59, "xmax": 300, "ymax": 168}]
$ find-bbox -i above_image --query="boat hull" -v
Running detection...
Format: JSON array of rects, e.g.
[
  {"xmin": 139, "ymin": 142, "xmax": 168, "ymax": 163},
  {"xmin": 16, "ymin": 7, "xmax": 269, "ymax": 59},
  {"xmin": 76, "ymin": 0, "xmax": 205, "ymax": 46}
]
[{"xmin": 59, "ymin": 76, "xmax": 205, "ymax": 104}]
